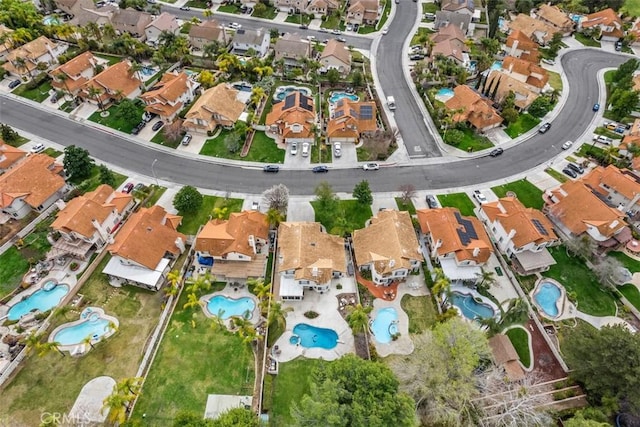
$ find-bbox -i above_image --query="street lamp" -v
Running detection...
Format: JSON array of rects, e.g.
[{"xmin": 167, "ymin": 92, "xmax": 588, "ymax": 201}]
[{"xmin": 151, "ymin": 158, "xmax": 159, "ymax": 186}]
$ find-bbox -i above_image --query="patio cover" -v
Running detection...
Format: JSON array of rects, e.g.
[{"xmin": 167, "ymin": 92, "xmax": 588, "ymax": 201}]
[
  {"xmin": 513, "ymin": 248, "xmax": 556, "ymax": 272},
  {"xmin": 439, "ymin": 257, "xmax": 482, "ymax": 281},
  {"xmin": 48, "ymin": 239, "xmax": 93, "ymax": 260},
  {"xmin": 278, "ymin": 276, "xmax": 304, "ymax": 299},
  {"xmin": 103, "ymin": 256, "xmax": 170, "ymax": 289}
]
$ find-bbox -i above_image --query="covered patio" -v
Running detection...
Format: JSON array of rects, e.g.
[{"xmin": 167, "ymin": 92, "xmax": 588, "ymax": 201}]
[{"xmin": 511, "ymin": 248, "xmax": 556, "ymax": 275}]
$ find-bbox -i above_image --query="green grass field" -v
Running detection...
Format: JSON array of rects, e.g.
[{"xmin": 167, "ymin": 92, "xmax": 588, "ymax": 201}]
[
  {"xmin": 395, "ymin": 198, "xmax": 416, "ymax": 215},
  {"xmin": 504, "ymin": 114, "xmax": 540, "ymax": 138},
  {"xmin": 200, "ymin": 131, "xmax": 285, "ymax": 163},
  {"xmin": 0, "ymin": 247, "xmax": 30, "ymax": 298},
  {"xmin": 609, "ymin": 251, "xmax": 640, "ymax": 273},
  {"xmin": 505, "ymin": 327, "xmax": 531, "ymax": 369},
  {"xmin": 437, "ymin": 193, "xmax": 476, "ymax": 217},
  {"xmin": 311, "ymin": 199, "xmax": 373, "ymax": 235},
  {"xmin": 401, "ymin": 294, "xmax": 438, "ymax": 334},
  {"xmin": 619, "ymin": 284, "xmax": 640, "ymax": 311},
  {"xmin": 623, "ymin": 0, "xmax": 640, "ymax": 17},
  {"xmin": 491, "ymin": 179, "xmax": 544, "ymax": 210},
  {"xmin": 177, "ymin": 195, "xmax": 244, "ymax": 235}
]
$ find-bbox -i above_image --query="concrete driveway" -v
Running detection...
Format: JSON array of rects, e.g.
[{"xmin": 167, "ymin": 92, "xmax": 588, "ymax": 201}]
[
  {"xmin": 287, "ymin": 196, "xmax": 315, "ymax": 221},
  {"xmin": 331, "ymin": 142, "xmax": 358, "ymax": 166}
]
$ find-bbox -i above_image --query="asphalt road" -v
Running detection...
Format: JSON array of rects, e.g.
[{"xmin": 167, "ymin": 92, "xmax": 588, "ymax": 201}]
[
  {"xmin": 376, "ymin": 1, "xmax": 442, "ymax": 158},
  {"xmin": 0, "ymin": 51, "xmax": 625, "ymax": 196}
]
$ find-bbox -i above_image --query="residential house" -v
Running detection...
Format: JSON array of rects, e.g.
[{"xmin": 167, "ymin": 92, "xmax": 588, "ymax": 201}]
[
  {"xmin": 479, "ymin": 197, "xmax": 558, "ymax": 274},
  {"xmin": 189, "ymin": 20, "xmax": 227, "ymax": 50},
  {"xmin": 507, "ymin": 13, "xmax": 559, "ymax": 45},
  {"xmin": 145, "ymin": 12, "xmax": 180, "ymax": 46},
  {"xmin": 231, "ymin": 28, "xmax": 270, "ymax": 57},
  {"xmin": 274, "ymin": 0, "xmax": 308, "ymax": 13},
  {"xmin": 274, "ymin": 33, "xmax": 312, "ymax": 68},
  {"xmin": 276, "ymin": 222, "xmax": 347, "ymax": 300},
  {"xmin": 0, "ymin": 25, "xmax": 14, "ymax": 60},
  {"xmin": 140, "ymin": 71, "xmax": 199, "ymax": 122},
  {"xmin": 326, "ymin": 99, "xmax": 377, "ymax": 143},
  {"xmin": 111, "ymin": 8, "xmax": 153, "ymax": 40},
  {"xmin": 440, "ymin": 0, "xmax": 474, "ymax": 15},
  {"xmin": 629, "ymin": 19, "xmax": 640, "ymax": 47},
  {"xmin": 71, "ymin": 5, "xmax": 116, "ymax": 27},
  {"xmin": 352, "ymin": 210, "xmax": 423, "ymax": 286},
  {"xmin": 483, "ymin": 70, "xmax": 539, "ymax": 111},
  {"xmin": 0, "ymin": 140, "xmax": 26, "ymax": 173},
  {"xmin": 579, "ymin": 8, "xmax": 623, "ymax": 42},
  {"xmin": 103, "ymin": 205, "xmax": 186, "ymax": 291},
  {"xmin": 535, "ymin": 4, "xmax": 574, "ymax": 36},
  {"xmin": 53, "ymin": 0, "xmax": 95, "ymax": 18},
  {"xmin": 265, "ymin": 91, "xmax": 316, "ymax": 144},
  {"xmin": 544, "ymin": 176, "xmax": 632, "ymax": 247},
  {"xmin": 417, "ymin": 207, "xmax": 493, "ymax": 282},
  {"xmin": 0, "ymin": 154, "xmax": 68, "ymax": 219},
  {"xmin": 50, "ymin": 184, "xmax": 134, "ymax": 260},
  {"xmin": 3, "ymin": 36, "xmax": 66, "ymax": 79},
  {"xmin": 78, "ymin": 60, "xmax": 141, "ymax": 108},
  {"xmin": 430, "ymin": 23, "xmax": 470, "ymax": 69},
  {"xmin": 182, "ymin": 83, "xmax": 246, "ymax": 134},
  {"xmin": 499, "ymin": 56, "xmax": 549, "ymax": 92},
  {"xmin": 49, "ymin": 51, "xmax": 100, "ymax": 96},
  {"xmin": 582, "ymin": 165, "xmax": 640, "ymax": 217},
  {"xmin": 444, "ymin": 85, "xmax": 503, "ymax": 132},
  {"xmin": 504, "ymin": 30, "xmax": 540, "ymax": 63},
  {"xmin": 305, "ymin": 0, "xmax": 340, "ymax": 19},
  {"xmin": 346, "ymin": 0, "xmax": 380, "ymax": 26},
  {"xmin": 488, "ymin": 334, "xmax": 526, "ymax": 382},
  {"xmin": 319, "ymin": 39, "xmax": 351, "ymax": 74},
  {"xmin": 434, "ymin": 11, "xmax": 473, "ymax": 36}
]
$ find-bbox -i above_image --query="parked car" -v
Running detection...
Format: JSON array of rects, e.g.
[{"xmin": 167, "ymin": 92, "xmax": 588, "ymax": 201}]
[
  {"xmin": 346, "ymin": 23, "xmax": 353, "ymax": 31},
  {"xmin": 134, "ymin": 183, "xmax": 146, "ymax": 192},
  {"xmin": 181, "ymin": 134, "xmax": 192, "ymax": 145},
  {"xmin": 8, "ymin": 79, "xmax": 21, "ymax": 89},
  {"xmin": 299, "ymin": 24, "xmax": 308, "ymax": 29},
  {"xmin": 152, "ymin": 121, "xmax": 164, "ymax": 131},
  {"xmin": 615, "ymin": 40, "xmax": 623, "ymax": 51},
  {"xmin": 251, "ymin": 201, "xmax": 259, "ymax": 210},
  {"xmin": 473, "ymin": 190, "xmax": 487, "ymax": 204},
  {"xmin": 409, "ymin": 54, "xmax": 424, "ymax": 61},
  {"xmin": 334, "ymin": 142, "xmax": 342, "ymax": 157},
  {"xmin": 50, "ymin": 93, "xmax": 58, "ymax": 103},
  {"xmin": 362, "ymin": 162, "xmax": 379, "ymax": 171},
  {"xmin": 337, "ymin": 37, "xmax": 347, "ymax": 43},
  {"xmin": 426, "ymin": 194, "xmax": 438, "ymax": 209},
  {"xmin": 122, "ymin": 182, "xmax": 135, "ymax": 193},
  {"xmin": 228, "ymin": 22, "xmax": 241, "ymax": 29},
  {"xmin": 605, "ymin": 122, "xmax": 617, "ymax": 131},
  {"xmin": 302, "ymin": 142, "xmax": 310, "ymax": 157},
  {"xmin": 593, "ymin": 135, "xmax": 613, "ymax": 145},
  {"xmin": 489, "ymin": 148, "xmax": 503, "ymax": 157},
  {"xmin": 382, "ymin": 27, "xmax": 389, "ymax": 35},
  {"xmin": 306, "ymin": 35, "xmax": 315, "ymax": 41},
  {"xmin": 179, "ymin": 5, "xmax": 190, "ymax": 10},
  {"xmin": 593, "ymin": 103, "xmax": 600, "ymax": 112},
  {"xmin": 561, "ymin": 140, "xmax": 573, "ymax": 150},
  {"xmin": 312, "ymin": 165, "xmax": 329, "ymax": 173},
  {"xmin": 567, "ymin": 162, "xmax": 584, "ymax": 175},
  {"xmin": 290, "ymin": 142, "xmax": 298, "ymax": 155},
  {"xmin": 331, "ymin": 29, "xmax": 342, "ymax": 35},
  {"xmin": 615, "ymin": 125, "xmax": 626, "ymax": 134},
  {"xmin": 562, "ymin": 168, "xmax": 577, "ymax": 179},
  {"xmin": 319, "ymin": 28, "xmax": 329, "ymax": 33},
  {"xmin": 541, "ymin": 58, "xmax": 555, "ymax": 65},
  {"xmin": 131, "ymin": 125, "xmax": 141, "ymax": 135},
  {"xmin": 30, "ymin": 143, "xmax": 45, "ymax": 153},
  {"xmin": 263, "ymin": 165, "xmax": 280, "ymax": 173},
  {"xmin": 424, "ymin": 13, "xmax": 435, "ymax": 20},
  {"xmin": 142, "ymin": 112, "xmax": 157, "ymax": 122},
  {"xmin": 538, "ymin": 122, "xmax": 552, "ymax": 133}
]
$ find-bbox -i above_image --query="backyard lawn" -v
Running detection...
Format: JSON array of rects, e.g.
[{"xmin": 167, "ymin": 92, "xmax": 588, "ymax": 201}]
[
  {"xmin": 395, "ymin": 197, "xmax": 416, "ymax": 215},
  {"xmin": 13, "ymin": 79, "xmax": 53, "ymax": 102},
  {"xmin": 505, "ymin": 327, "xmax": 531, "ymax": 369},
  {"xmin": 177, "ymin": 195, "xmax": 244, "ymax": 235},
  {"xmin": 0, "ymin": 247, "xmax": 30, "ymax": 298},
  {"xmin": 504, "ymin": 114, "xmax": 540, "ymax": 138},
  {"xmin": 618, "ymin": 284, "xmax": 640, "ymax": 311},
  {"xmin": 130, "ymin": 289, "xmax": 255, "ymax": 423},
  {"xmin": 262, "ymin": 358, "xmax": 327, "ymax": 426},
  {"xmin": 543, "ymin": 247, "xmax": 617, "ymax": 317},
  {"xmin": 437, "ymin": 192, "xmax": 476, "ymax": 217},
  {"xmin": 609, "ymin": 251, "xmax": 640, "ymax": 273},
  {"xmin": 88, "ymin": 101, "xmax": 145, "ymax": 134},
  {"xmin": 400, "ymin": 294, "xmax": 437, "ymax": 334},
  {"xmin": 200, "ymin": 131, "xmax": 285, "ymax": 163},
  {"xmin": 491, "ymin": 179, "xmax": 544, "ymax": 210},
  {"xmin": 0, "ymin": 254, "xmax": 163, "ymax": 426}
]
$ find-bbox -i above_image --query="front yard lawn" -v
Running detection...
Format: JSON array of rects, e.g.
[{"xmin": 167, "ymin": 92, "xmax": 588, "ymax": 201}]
[
  {"xmin": 422, "ymin": 2, "xmax": 438, "ymax": 13},
  {"xmin": 131, "ymin": 288, "xmax": 255, "ymax": 423},
  {"xmin": 151, "ymin": 130, "xmax": 181, "ymax": 149},
  {"xmin": 285, "ymin": 14, "xmax": 311, "ymax": 25},
  {"xmin": 12, "ymin": 79, "xmax": 53, "ymax": 102},
  {"xmin": 545, "ymin": 168, "xmax": 568, "ymax": 184},
  {"xmin": 0, "ymin": 254, "xmax": 163, "ymax": 426},
  {"xmin": 178, "ymin": 195, "xmax": 243, "ymax": 235},
  {"xmin": 410, "ymin": 27, "xmax": 435, "ymax": 45},
  {"xmin": 143, "ymin": 184, "xmax": 167, "ymax": 207},
  {"xmin": 72, "ymin": 165, "xmax": 127, "ymax": 193},
  {"xmin": 543, "ymin": 247, "xmax": 617, "ymax": 317},
  {"xmin": 575, "ymin": 32, "xmax": 601, "ymax": 47},
  {"xmin": 437, "ymin": 192, "xmax": 476, "ymax": 217},
  {"xmin": 200, "ymin": 131, "xmax": 285, "ymax": 163},
  {"xmin": 320, "ymin": 15, "xmax": 341, "ymax": 29},
  {"xmin": 401, "ymin": 294, "xmax": 438, "ymax": 334},
  {"xmin": 216, "ymin": 3, "xmax": 241, "ymax": 12},
  {"xmin": 618, "ymin": 284, "xmax": 640, "ymax": 311},
  {"xmin": 0, "ymin": 247, "xmax": 30, "ymax": 298},
  {"xmin": 452, "ymin": 128, "xmax": 494, "ymax": 152},
  {"xmin": 395, "ymin": 197, "xmax": 416, "ymax": 215},
  {"xmin": 42, "ymin": 147, "xmax": 62, "ymax": 158},
  {"xmin": 491, "ymin": 179, "xmax": 544, "ymax": 210},
  {"xmin": 504, "ymin": 114, "xmax": 540, "ymax": 138},
  {"xmin": 88, "ymin": 101, "xmax": 145, "ymax": 134},
  {"xmin": 547, "ymin": 71, "xmax": 562, "ymax": 92},
  {"xmin": 310, "ymin": 143, "xmax": 332, "ymax": 164},
  {"xmin": 609, "ymin": 251, "xmax": 640, "ymax": 273},
  {"xmin": 252, "ymin": 5, "xmax": 278, "ymax": 19},
  {"xmin": 505, "ymin": 327, "xmax": 531, "ymax": 369}
]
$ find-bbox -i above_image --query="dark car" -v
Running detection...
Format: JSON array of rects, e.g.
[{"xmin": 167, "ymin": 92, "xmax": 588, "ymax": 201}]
[
  {"xmin": 134, "ymin": 183, "xmax": 147, "ymax": 192},
  {"xmin": 562, "ymin": 168, "xmax": 577, "ymax": 179},
  {"xmin": 299, "ymin": 24, "xmax": 308, "ymax": 29},
  {"xmin": 312, "ymin": 165, "xmax": 329, "ymax": 173},
  {"xmin": 263, "ymin": 165, "xmax": 280, "ymax": 173},
  {"xmin": 122, "ymin": 183, "xmax": 135, "ymax": 193},
  {"xmin": 538, "ymin": 122, "xmax": 551, "ymax": 133},
  {"xmin": 567, "ymin": 162, "xmax": 584, "ymax": 175},
  {"xmin": 409, "ymin": 54, "xmax": 424, "ymax": 61},
  {"xmin": 489, "ymin": 148, "xmax": 504, "ymax": 157},
  {"xmin": 152, "ymin": 121, "xmax": 164, "ymax": 131},
  {"xmin": 426, "ymin": 195, "xmax": 438, "ymax": 209},
  {"xmin": 131, "ymin": 125, "xmax": 141, "ymax": 135},
  {"xmin": 592, "ymin": 103, "xmax": 600, "ymax": 112},
  {"xmin": 8, "ymin": 79, "xmax": 21, "ymax": 89},
  {"xmin": 615, "ymin": 41, "xmax": 623, "ymax": 51}
]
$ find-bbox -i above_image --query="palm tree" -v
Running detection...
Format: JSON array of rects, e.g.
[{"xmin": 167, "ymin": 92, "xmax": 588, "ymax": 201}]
[
  {"xmin": 167, "ymin": 269, "xmax": 181, "ymax": 288},
  {"xmin": 116, "ymin": 377, "xmax": 143, "ymax": 396},
  {"xmin": 85, "ymin": 22, "xmax": 102, "ymax": 40},
  {"xmin": 129, "ymin": 61, "xmax": 143, "ymax": 83},
  {"xmin": 432, "ymin": 274, "xmax": 451, "ymax": 297},
  {"xmin": 268, "ymin": 301, "xmax": 293, "ymax": 330},
  {"xmin": 203, "ymin": 41, "xmax": 221, "ymax": 61},
  {"xmin": 102, "ymin": 390, "xmax": 130, "ymax": 425},
  {"xmin": 55, "ymin": 72, "xmax": 72, "ymax": 101},
  {"xmin": 249, "ymin": 278, "xmax": 271, "ymax": 301},
  {"xmin": 203, "ymin": 9, "xmax": 213, "ymax": 19},
  {"xmin": 102, "ymin": 24, "xmax": 116, "ymax": 40},
  {"xmin": 346, "ymin": 304, "xmax": 372, "ymax": 335},
  {"xmin": 107, "ymin": 321, "xmax": 119, "ymax": 333},
  {"xmin": 38, "ymin": 341, "xmax": 65, "ymax": 358},
  {"xmin": 82, "ymin": 335, "xmax": 95, "ymax": 350},
  {"xmin": 87, "ymin": 85, "xmax": 105, "ymax": 112},
  {"xmin": 602, "ymin": 145, "xmax": 620, "ymax": 165},
  {"xmin": 266, "ymin": 208, "xmax": 284, "ymax": 229},
  {"xmin": 183, "ymin": 292, "xmax": 202, "ymax": 310},
  {"xmin": 475, "ymin": 267, "xmax": 496, "ymax": 293},
  {"xmin": 232, "ymin": 317, "xmax": 261, "ymax": 344},
  {"xmin": 22, "ymin": 331, "xmax": 44, "ymax": 355},
  {"xmin": 13, "ymin": 56, "xmax": 30, "ymax": 79}
]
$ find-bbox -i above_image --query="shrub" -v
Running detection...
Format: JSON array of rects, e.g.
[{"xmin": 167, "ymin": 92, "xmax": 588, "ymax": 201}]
[
  {"xmin": 304, "ymin": 311, "xmax": 319, "ymax": 319},
  {"xmin": 69, "ymin": 262, "xmax": 79, "ymax": 271},
  {"xmin": 336, "ymin": 283, "xmax": 343, "ymax": 290}
]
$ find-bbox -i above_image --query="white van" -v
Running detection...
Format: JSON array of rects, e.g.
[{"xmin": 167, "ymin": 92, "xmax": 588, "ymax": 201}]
[{"xmin": 387, "ymin": 96, "xmax": 396, "ymax": 110}]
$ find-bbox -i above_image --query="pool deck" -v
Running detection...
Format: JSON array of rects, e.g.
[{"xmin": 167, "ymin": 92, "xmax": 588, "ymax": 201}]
[
  {"xmin": 272, "ymin": 278, "xmax": 356, "ymax": 362},
  {"xmin": 200, "ymin": 285, "xmax": 262, "ymax": 327}
]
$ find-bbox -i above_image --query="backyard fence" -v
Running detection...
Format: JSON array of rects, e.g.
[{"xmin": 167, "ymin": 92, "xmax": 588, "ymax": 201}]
[{"xmin": 0, "ymin": 203, "xmax": 59, "ymax": 257}]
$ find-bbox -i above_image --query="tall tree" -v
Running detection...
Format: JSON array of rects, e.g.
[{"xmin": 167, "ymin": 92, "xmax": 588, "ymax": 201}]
[
  {"xmin": 262, "ymin": 183, "xmax": 289, "ymax": 213},
  {"xmin": 314, "ymin": 181, "xmax": 340, "ymax": 230},
  {"xmin": 268, "ymin": 301, "xmax": 293, "ymax": 331},
  {"xmin": 98, "ymin": 164, "xmax": 115, "ymax": 187},
  {"xmin": 346, "ymin": 303, "xmax": 372, "ymax": 335},
  {"xmin": 173, "ymin": 185, "xmax": 203, "ymax": 214},
  {"xmin": 63, "ymin": 145, "xmax": 94, "ymax": 181},
  {"xmin": 352, "ymin": 180, "xmax": 373, "ymax": 205}
]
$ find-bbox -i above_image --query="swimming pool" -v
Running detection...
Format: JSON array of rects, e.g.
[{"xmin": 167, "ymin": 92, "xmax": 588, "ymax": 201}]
[
  {"xmin": 329, "ymin": 91, "xmax": 359, "ymax": 104},
  {"xmin": 370, "ymin": 307, "xmax": 398, "ymax": 344},
  {"xmin": 274, "ymin": 86, "xmax": 312, "ymax": 101},
  {"xmin": 490, "ymin": 61, "xmax": 503, "ymax": 71},
  {"xmin": 290, "ymin": 323, "xmax": 338, "ymax": 349},
  {"xmin": 450, "ymin": 292, "xmax": 495, "ymax": 320},
  {"xmin": 43, "ymin": 16, "xmax": 61, "ymax": 26},
  {"xmin": 53, "ymin": 317, "xmax": 112, "ymax": 346},
  {"xmin": 534, "ymin": 281, "xmax": 561, "ymax": 317},
  {"xmin": 206, "ymin": 295, "xmax": 255, "ymax": 320},
  {"xmin": 7, "ymin": 284, "xmax": 69, "ymax": 321},
  {"xmin": 141, "ymin": 67, "xmax": 156, "ymax": 76}
]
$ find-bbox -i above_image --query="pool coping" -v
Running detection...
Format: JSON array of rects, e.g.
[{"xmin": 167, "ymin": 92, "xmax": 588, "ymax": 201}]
[
  {"xmin": 448, "ymin": 285, "xmax": 500, "ymax": 322},
  {"xmin": 3, "ymin": 278, "xmax": 71, "ymax": 322},
  {"xmin": 48, "ymin": 306, "xmax": 119, "ymax": 355},
  {"xmin": 530, "ymin": 278, "xmax": 566, "ymax": 321},
  {"xmin": 199, "ymin": 287, "xmax": 262, "ymax": 328},
  {"xmin": 272, "ymin": 85, "xmax": 313, "ymax": 101}
]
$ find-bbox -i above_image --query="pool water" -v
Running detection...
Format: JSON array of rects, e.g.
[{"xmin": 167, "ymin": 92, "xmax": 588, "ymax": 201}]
[
  {"xmin": 490, "ymin": 61, "xmax": 503, "ymax": 71},
  {"xmin": 7, "ymin": 284, "xmax": 69, "ymax": 321},
  {"xmin": 275, "ymin": 86, "xmax": 312, "ymax": 101},
  {"xmin": 329, "ymin": 92, "xmax": 359, "ymax": 104},
  {"xmin": 43, "ymin": 16, "xmax": 61, "ymax": 26},
  {"xmin": 207, "ymin": 295, "xmax": 255, "ymax": 320},
  {"xmin": 54, "ymin": 317, "xmax": 112, "ymax": 345},
  {"xmin": 370, "ymin": 307, "xmax": 398, "ymax": 344},
  {"xmin": 290, "ymin": 323, "xmax": 338, "ymax": 349},
  {"xmin": 450, "ymin": 292, "xmax": 495, "ymax": 320},
  {"xmin": 534, "ymin": 282, "xmax": 561, "ymax": 317}
]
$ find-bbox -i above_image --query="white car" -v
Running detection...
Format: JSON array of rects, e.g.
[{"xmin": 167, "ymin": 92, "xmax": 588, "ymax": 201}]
[
  {"xmin": 593, "ymin": 135, "xmax": 613, "ymax": 145},
  {"xmin": 251, "ymin": 201, "xmax": 259, "ymax": 211},
  {"xmin": 30, "ymin": 143, "xmax": 45, "ymax": 154},
  {"xmin": 331, "ymin": 29, "xmax": 342, "ymax": 35},
  {"xmin": 228, "ymin": 22, "xmax": 241, "ymax": 30},
  {"xmin": 473, "ymin": 190, "xmax": 487, "ymax": 204},
  {"xmin": 334, "ymin": 142, "xmax": 342, "ymax": 157},
  {"xmin": 290, "ymin": 142, "xmax": 298, "ymax": 155},
  {"xmin": 561, "ymin": 140, "xmax": 573, "ymax": 150},
  {"xmin": 302, "ymin": 142, "xmax": 310, "ymax": 157},
  {"xmin": 362, "ymin": 162, "xmax": 379, "ymax": 171},
  {"xmin": 382, "ymin": 28, "xmax": 389, "ymax": 35}
]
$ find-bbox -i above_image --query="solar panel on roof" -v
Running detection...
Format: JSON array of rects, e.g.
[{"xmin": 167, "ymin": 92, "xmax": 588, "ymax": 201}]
[
  {"xmin": 333, "ymin": 110, "xmax": 345, "ymax": 118},
  {"xmin": 300, "ymin": 95, "xmax": 313, "ymax": 111},
  {"xmin": 454, "ymin": 211, "xmax": 478, "ymax": 244},
  {"xmin": 283, "ymin": 94, "xmax": 295, "ymax": 109},
  {"xmin": 349, "ymin": 108, "xmax": 358, "ymax": 118},
  {"xmin": 360, "ymin": 105, "xmax": 373, "ymax": 119},
  {"xmin": 531, "ymin": 219, "xmax": 549, "ymax": 236}
]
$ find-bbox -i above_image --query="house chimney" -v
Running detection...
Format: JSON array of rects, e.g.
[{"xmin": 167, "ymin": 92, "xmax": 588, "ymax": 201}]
[
  {"xmin": 248, "ymin": 235, "xmax": 256, "ymax": 254},
  {"xmin": 473, "ymin": 247, "xmax": 480, "ymax": 258},
  {"xmin": 175, "ymin": 237, "xmax": 186, "ymax": 253}
]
